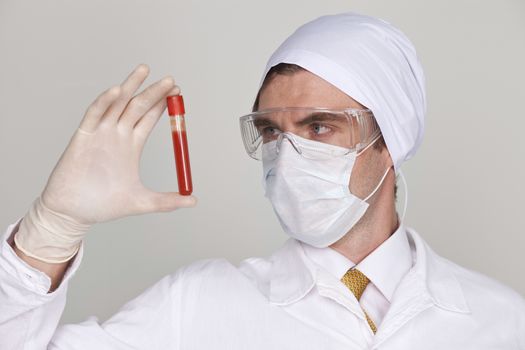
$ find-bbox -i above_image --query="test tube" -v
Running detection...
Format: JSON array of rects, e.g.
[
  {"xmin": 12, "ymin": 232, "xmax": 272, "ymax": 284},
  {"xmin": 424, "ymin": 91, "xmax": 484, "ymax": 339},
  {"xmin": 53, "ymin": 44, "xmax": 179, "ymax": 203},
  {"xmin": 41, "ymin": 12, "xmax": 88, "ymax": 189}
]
[{"xmin": 167, "ymin": 95, "xmax": 193, "ymax": 195}]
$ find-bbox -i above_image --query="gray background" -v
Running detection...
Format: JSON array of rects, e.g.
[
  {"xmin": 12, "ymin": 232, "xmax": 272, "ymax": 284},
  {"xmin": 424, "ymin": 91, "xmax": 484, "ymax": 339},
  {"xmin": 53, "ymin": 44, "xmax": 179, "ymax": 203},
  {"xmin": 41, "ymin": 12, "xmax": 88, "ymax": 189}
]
[{"xmin": 0, "ymin": 0, "xmax": 523, "ymax": 324}]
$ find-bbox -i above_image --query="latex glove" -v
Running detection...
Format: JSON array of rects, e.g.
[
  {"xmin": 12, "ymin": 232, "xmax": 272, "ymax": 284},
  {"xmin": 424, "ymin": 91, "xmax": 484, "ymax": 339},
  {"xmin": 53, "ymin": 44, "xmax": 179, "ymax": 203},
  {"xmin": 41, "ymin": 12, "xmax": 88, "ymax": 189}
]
[{"xmin": 14, "ymin": 65, "xmax": 197, "ymax": 263}]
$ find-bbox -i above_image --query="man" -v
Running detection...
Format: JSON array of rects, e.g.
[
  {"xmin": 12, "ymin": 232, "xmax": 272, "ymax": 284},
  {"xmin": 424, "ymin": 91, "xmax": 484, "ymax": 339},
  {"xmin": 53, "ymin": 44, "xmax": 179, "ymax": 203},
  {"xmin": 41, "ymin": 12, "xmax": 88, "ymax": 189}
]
[{"xmin": 1, "ymin": 12, "xmax": 524, "ymax": 349}]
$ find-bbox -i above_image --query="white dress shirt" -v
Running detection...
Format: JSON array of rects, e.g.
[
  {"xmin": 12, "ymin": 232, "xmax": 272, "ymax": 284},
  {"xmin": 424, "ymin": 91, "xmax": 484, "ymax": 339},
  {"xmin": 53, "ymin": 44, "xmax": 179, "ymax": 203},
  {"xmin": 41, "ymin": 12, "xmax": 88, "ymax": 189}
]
[
  {"xmin": 302, "ymin": 226, "xmax": 413, "ymax": 327},
  {"xmin": 1, "ymin": 217, "xmax": 524, "ymax": 349}
]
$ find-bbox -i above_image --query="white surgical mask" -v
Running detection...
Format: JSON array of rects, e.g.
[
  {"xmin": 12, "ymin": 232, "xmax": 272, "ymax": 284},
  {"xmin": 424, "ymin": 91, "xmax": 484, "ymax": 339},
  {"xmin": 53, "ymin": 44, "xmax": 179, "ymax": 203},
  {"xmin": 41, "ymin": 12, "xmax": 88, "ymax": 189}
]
[{"xmin": 262, "ymin": 133, "xmax": 390, "ymax": 247}]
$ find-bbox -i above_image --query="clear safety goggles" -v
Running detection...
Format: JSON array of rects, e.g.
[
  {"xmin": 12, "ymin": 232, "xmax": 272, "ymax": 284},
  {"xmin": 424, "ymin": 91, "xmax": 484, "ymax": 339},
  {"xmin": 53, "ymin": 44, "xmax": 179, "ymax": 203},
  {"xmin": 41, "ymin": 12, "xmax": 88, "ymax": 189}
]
[{"xmin": 239, "ymin": 107, "xmax": 381, "ymax": 160}]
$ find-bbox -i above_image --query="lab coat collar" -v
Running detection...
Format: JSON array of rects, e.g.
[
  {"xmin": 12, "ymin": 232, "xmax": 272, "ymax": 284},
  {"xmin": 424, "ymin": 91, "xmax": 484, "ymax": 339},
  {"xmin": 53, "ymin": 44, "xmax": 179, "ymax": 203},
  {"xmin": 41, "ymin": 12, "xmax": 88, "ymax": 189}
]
[
  {"xmin": 267, "ymin": 239, "xmax": 317, "ymax": 305},
  {"xmin": 405, "ymin": 227, "xmax": 470, "ymax": 314},
  {"xmin": 266, "ymin": 228, "xmax": 470, "ymax": 314}
]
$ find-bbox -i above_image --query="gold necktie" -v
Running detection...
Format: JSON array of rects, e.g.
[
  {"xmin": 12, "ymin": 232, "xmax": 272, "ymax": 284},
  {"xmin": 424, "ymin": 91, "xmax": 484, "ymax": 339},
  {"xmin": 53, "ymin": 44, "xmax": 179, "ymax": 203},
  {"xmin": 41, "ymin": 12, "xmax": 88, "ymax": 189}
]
[{"xmin": 341, "ymin": 268, "xmax": 378, "ymax": 334}]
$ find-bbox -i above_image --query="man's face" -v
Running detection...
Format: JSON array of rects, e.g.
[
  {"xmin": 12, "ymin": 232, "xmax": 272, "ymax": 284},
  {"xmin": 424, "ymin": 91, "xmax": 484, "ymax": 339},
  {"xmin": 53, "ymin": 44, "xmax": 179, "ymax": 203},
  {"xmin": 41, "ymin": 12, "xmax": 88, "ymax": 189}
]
[{"xmin": 257, "ymin": 69, "xmax": 392, "ymax": 200}]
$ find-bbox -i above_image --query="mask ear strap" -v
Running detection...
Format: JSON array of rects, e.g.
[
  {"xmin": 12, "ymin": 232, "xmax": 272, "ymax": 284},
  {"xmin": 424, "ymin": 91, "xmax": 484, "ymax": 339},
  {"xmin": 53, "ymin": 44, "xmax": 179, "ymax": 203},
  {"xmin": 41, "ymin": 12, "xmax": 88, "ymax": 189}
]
[
  {"xmin": 398, "ymin": 169, "xmax": 408, "ymax": 224},
  {"xmin": 361, "ymin": 167, "xmax": 409, "ymax": 223},
  {"xmin": 363, "ymin": 167, "xmax": 392, "ymax": 202},
  {"xmin": 356, "ymin": 134, "xmax": 381, "ymax": 157}
]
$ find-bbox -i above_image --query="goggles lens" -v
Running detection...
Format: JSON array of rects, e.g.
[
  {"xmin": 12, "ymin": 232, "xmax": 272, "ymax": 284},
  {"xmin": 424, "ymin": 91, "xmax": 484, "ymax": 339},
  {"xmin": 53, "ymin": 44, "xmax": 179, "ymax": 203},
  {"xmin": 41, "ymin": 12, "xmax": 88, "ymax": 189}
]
[{"xmin": 239, "ymin": 107, "xmax": 381, "ymax": 160}]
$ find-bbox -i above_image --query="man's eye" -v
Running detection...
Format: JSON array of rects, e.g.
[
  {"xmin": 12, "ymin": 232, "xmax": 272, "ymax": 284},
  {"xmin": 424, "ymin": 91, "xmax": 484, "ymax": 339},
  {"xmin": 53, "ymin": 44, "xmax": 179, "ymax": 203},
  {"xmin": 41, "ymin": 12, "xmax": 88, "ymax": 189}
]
[
  {"xmin": 257, "ymin": 126, "xmax": 281, "ymax": 142},
  {"xmin": 261, "ymin": 126, "xmax": 279, "ymax": 136},
  {"xmin": 311, "ymin": 123, "xmax": 331, "ymax": 135}
]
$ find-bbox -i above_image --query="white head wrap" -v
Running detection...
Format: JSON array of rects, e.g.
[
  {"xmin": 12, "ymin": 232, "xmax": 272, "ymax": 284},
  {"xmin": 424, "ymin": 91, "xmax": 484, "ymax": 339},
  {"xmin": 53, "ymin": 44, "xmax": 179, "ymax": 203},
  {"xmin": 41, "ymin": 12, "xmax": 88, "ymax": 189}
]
[{"xmin": 259, "ymin": 12, "xmax": 426, "ymax": 171}]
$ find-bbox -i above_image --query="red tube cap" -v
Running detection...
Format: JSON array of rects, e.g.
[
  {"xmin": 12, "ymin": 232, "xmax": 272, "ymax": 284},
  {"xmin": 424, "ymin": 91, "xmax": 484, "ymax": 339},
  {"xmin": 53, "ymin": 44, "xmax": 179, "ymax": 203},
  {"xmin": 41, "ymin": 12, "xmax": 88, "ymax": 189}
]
[{"xmin": 167, "ymin": 95, "xmax": 185, "ymax": 116}]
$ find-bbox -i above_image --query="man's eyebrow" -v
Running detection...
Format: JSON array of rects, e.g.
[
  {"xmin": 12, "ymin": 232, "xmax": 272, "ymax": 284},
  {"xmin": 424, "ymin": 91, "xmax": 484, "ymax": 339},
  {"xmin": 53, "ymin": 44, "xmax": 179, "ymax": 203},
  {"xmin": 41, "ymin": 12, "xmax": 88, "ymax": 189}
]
[
  {"xmin": 253, "ymin": 117, "xmax": 274, "ymax": 127},
  {"xmin": 295, "ymin": 113, "xmax": 344, "ymax": 126},
  {"xmin": 252, "ymin": 112, "xmax": 344, "ymax": 128}
]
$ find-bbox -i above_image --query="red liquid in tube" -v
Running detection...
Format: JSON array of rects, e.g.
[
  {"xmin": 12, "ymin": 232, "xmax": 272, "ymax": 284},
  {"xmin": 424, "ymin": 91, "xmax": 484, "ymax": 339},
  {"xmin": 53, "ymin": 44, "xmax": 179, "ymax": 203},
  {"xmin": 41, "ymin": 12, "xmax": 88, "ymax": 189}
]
[{"xmin": 167, "ymin": 95, "xmax": 193, "ymax": 195}]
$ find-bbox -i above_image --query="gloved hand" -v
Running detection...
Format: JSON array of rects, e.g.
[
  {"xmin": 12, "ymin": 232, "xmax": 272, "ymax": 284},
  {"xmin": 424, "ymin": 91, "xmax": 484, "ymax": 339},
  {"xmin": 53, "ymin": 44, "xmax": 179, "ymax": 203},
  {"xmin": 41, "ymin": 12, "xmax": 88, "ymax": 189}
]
[{"xmin": 14, "ymin": 64, "xmax": 197, "ymax": 263}]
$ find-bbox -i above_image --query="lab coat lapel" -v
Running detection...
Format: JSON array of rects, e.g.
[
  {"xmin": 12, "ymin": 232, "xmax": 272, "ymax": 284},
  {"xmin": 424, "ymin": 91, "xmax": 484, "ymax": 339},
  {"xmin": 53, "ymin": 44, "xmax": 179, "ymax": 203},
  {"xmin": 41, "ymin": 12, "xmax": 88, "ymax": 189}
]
[
  {"xmin": 372, "ymin": 269, "xmax": 434, "ymax": 347},
  {"xmin": 315, "ymin": 267, "xmax": 369, "ymax": 320},
  {"xmin": 372, "ymin": 228, "xmax": 470, "ymax": 347}
]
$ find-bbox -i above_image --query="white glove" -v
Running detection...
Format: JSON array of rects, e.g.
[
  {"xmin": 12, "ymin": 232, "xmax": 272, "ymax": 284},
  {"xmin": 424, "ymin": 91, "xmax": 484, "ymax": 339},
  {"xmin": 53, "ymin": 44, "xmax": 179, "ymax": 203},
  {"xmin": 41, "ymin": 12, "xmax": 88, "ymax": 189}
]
[{"xmin": 14, "ymin": 64, "xmax": 197, "ymax": 263}]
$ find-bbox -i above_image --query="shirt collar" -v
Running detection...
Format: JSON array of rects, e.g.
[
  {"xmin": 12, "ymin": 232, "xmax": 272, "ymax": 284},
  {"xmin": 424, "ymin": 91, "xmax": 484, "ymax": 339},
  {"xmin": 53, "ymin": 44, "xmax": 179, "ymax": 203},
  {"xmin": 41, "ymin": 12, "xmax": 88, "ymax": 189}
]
[
  {"xmin": 264, "ymin": 228, "xmax": 469, "ymax": 313},
  {"xmin": 356, "ymin": 226, "xmax": 412, "ymax": 301}
]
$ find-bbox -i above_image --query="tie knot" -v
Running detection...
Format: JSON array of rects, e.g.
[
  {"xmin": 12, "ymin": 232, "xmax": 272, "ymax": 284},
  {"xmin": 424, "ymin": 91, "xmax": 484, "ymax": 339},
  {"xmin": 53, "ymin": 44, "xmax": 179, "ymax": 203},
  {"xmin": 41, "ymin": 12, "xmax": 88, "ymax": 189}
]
[{"xmin": 341, "ymin": 268, "xmax": 370, "ymax": 301}]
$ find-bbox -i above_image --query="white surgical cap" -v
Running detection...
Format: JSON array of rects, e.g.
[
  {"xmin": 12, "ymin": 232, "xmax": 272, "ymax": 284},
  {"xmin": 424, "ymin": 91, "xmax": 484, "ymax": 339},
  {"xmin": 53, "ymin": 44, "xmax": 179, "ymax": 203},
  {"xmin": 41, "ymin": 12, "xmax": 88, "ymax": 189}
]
[{"xmin": 259, "ymin": 12, "xmax": 427, "ymax": 171}]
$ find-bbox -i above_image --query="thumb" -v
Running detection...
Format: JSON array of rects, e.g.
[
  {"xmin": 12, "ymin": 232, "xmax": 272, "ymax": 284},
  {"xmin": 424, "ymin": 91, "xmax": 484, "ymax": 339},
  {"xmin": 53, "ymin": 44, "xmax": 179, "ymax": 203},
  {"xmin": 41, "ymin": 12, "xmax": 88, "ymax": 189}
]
[{"xmin": 143, "ymin": 191, "xmax": 198, "ymax": 213}]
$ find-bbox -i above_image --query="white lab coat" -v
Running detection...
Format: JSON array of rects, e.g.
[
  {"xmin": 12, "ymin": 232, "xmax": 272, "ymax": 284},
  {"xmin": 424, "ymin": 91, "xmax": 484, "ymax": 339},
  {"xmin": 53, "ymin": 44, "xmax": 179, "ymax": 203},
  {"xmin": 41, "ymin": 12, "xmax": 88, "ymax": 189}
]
[{"xmin": 1, "ymin": 218, "xmax": 524, "ymax": 349}]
